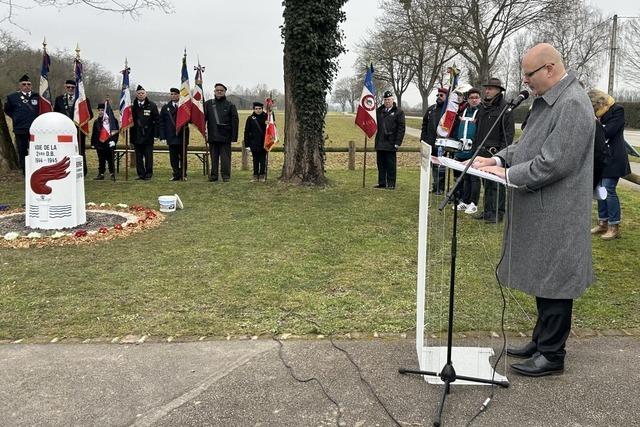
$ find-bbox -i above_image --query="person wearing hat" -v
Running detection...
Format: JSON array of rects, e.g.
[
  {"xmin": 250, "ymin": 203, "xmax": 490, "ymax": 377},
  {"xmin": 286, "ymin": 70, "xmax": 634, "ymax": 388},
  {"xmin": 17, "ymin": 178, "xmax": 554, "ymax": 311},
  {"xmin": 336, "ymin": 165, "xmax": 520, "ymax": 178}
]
[
  {"xmin": 130, "ymin": 85, "xmax": 160, "ymax": 180},
  {"xmin": 159, "ymin": 88, "xmax": 190, "ymax": 181},
  {"xmin": 4, "ymin": 74, "xmax": 40, "ymax": 174},
  {"xmin": 374, "ymin": 91, "xmax": 406, "ymax": 189},
  {"xmin": 243, "ymin": 101, "xmax": 268, "ymax": 182},
  {"xmin": 90, "ymin": 102, "xmax": 119, "ymax": 181},
  {"xmin": 472, "ymin": 77, "xmax": 514, "ymax": 223},
  {"xmin": 204, "ymin": 83, "xmax": 239, "ymax": 182},
  {"xmin": 54, "ymin": 79, "xmax": 93, "ymax": 177},
  {"xmin": 420, "ymin": 87, "xmax": 448, "ymax": 194}
]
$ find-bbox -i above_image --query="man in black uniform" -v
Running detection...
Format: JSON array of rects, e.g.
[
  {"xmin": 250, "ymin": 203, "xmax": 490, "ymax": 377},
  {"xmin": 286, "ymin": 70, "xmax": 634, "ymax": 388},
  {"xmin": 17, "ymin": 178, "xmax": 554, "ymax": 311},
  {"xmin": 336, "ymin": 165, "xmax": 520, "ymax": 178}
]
[
  {"xmin": 473, "ymin": 77, "xmax": 515, "ymax": 223},
  {"xmin": 130, "ymin": 85, "xmax": 159, "ymax": 180},
  {"xmin": 374, "ymin": 91, "xmax": 406, "ymax": 190},
  {"xmin": 4, "ymin": 74, "xmax": 39, "ymax": 174},
  {"xmin": 159, "ymin": 88, "xmax": 189, "ymax": 181},
  {"xmin": 420, "ymin": 87, "xmax": 448, "ymax": 194},
  {"xmin": 90, "ymin": 103, "xmax": 119, "ymax": 181},
  {"xmin": 54, "ymin": 79, "xmax": 93, "ymax": 176},
  {"xmin": 243, "ymin": 102, "xmax": 268, "ymax": 182},
  {"xmin": 204, "ymin": 83, "xmax": 238, "ymax": 182}
]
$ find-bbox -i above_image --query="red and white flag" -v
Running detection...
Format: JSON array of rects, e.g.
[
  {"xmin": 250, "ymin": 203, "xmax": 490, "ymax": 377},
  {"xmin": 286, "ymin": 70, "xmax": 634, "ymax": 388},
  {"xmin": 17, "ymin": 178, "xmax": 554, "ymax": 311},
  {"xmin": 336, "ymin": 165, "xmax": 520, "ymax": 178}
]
[
  {"xmin": 99, "ymin": 99, "xmax": 118, "ymax": 142},
  {"xmin": 175, "ymin": 52, "xmax": 192, "ymax": 133},
  {"xmin": 38, "ymin": 43, "xmax": 52, "ymax": 114},
  {"xmin": 191, "ymin": 62, "xmax": 206, "ymax": 137},
  {"xmin": 437, "ymin": 66, "xmax": 461, "ymax": 137},
  {"xmin": 73, "ymin": 57, "xmax": 91, "ymax": 135},
  {"xmin": 118, "ymin": 62, "xmax": 133, "ymax": 132},
  {"xmin": 264, "ymin": 97, "xmax": 278, "ymax": 152},
  {"xmin": 355, "ymin": 64, "xmax": 377, "ymax": 138}
]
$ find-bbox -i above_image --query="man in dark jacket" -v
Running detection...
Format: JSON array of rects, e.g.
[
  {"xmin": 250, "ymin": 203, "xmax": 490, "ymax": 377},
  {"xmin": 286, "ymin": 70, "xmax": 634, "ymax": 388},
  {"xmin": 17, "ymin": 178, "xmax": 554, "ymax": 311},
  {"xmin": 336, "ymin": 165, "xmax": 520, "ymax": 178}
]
[
  {"xmin": 4, "ymin": 74, "xmax": 40, "ymax": 174},
  {"xmin": 90, "ymin": 103, "xmax": 119, "ymax": 181},
  {"xmin": 420, "ymin": 87, "xmax": 448, "ymax": 193},
  {"xmin": 130, "ymin": 85, "xmax": 159, "ymax": 180},
  {"xmin": 473, "ymin": 78, "xmax": 515, "ymax": 222},
  {"xmin": 374, "ymin": 91, "xmax": 405, "ymax": 189},
  {"xmin": 159, "ymin": 88, "xmax": 189, "ymax": 181},
  {"xmin": 204, "ymin": 83, "xmax": 239, "ymax": 182},
  {"xmin": 243, "ymin": 101, "xmax": 268, "ymax": 182},
  {"xmin": 54, "ymin": 79, "xmax": 93, "ymax": 176}
]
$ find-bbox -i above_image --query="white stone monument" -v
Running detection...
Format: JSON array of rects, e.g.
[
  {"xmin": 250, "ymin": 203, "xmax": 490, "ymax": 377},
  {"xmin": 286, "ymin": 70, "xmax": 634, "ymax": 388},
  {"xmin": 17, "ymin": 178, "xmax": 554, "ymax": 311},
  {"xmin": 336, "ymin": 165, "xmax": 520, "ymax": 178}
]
[{"xmin": 25, "ymin": 112, "xmax": 86, "ymax": 229}]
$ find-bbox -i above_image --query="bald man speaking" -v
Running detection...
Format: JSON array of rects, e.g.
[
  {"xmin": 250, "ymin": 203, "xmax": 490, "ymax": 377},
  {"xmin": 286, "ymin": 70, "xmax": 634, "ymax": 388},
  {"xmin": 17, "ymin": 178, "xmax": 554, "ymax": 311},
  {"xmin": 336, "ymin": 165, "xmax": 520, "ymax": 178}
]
[{"xmin": 473, "ymin": 43, "xmax": 595, "ymax": 377}]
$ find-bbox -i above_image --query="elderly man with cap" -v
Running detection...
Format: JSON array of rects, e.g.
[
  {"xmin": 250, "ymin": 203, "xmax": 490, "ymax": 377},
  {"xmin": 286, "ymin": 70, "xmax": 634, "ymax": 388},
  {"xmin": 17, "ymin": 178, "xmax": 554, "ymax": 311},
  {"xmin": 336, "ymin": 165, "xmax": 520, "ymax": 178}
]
[
  {"xmin": 243, "ymin": 101, "xmax": 268, "ymax": 182},
  {"xmin": 90, "ymin": 102, "xmax": 119, "ymax": 181},
  {"xmin": 472, "ymin": 77, "xmax": 514, "ymax": 223},
  {"xmin": 54, "ymin": 79, "xmax": 93, "ymax": 176},
  {"xmin": 159, "ymin": 88, "xmax": 189, "ymax": 181},
  {"xmin": 4, "ymin": 74, "xmax": 40, "ymax": 174},
  {"xmin": 204, "ymin": 83, "xmax": 238, "ymax": 182},
  {"xmin": 374, "ymin": 91, "xmax": 405, "ymax": 189},
  {"xmin": 130, "ymin": 85, "xmax": 160, "ymax": 180},
  {"xmin": 420, "ymin": 87, "xmax": 448, "ymax": 194}
]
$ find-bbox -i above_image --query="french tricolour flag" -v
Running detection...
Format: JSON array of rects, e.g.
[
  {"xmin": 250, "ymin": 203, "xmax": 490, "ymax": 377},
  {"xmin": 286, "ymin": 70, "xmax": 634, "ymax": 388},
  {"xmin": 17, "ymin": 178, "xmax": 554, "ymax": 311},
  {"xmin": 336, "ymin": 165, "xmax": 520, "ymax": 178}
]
[
  {"xmin": 355, "ymin": 64, "xmax": 377, "ymax": 138},
  {"xmin": 176, "ymin": 52, "xmax": 192, "ymax": 133},
  {"xmin": 119, "ymin": 64, "xmax": 133, "ymax": 131},
  {"xmin": 39, "ymin": 48, "xmax": 52, "ymax": 114},
  {"xmin": 73, "ymin": 58, "xmax": 91, "ymax": 135},
  {"xmin": 191, "ymin": 63, "xmax": 206, "ymax": 137},
  {"xmin": 99, "ymin": 100, "xmax": 117, "ymax": 143}
]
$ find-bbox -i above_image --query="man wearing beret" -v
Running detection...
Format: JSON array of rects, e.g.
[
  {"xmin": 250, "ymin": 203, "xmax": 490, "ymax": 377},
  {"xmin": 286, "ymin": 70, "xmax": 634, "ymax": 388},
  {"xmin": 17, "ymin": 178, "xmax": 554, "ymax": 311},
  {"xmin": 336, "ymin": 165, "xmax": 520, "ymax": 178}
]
[
  {"xmin": 130, "ymin": 85, "xmax": 160, "ymax": 180},
  {"xmin": 472, "ymin": 77, "xmax": 515, "ymax": 223},
  {"xmin": 159, "ymin": 88, "xmax": 189, "ymax": 181},
  {"xmin": 420, "ymin": 87, "xmax": 448, "ymax": 194},
  {"xmin": 54, "ymin": 79, "xmax": 93, "ymax": 176},
  {"xmin": 4, "ymin": 74, "xmax": 40, "ymax": 174},
  {"xmin": 204, "ymin": 83, "xmax": 238, "ymax": 182},
  {"xmin": 374, "ymin": 91, "xmax": 406, "ymax": 189},
  {"xmin": 243, "ymin": 101, "xmax": 268, "ymax": 182}
]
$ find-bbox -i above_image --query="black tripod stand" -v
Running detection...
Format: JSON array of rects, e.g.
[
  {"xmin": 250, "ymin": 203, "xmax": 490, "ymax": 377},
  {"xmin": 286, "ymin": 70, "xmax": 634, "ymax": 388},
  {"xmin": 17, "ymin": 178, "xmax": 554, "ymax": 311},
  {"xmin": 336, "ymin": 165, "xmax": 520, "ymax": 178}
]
[{"xmin": 399, "ymin": 99, "xmax": 522, "ymax": 426}]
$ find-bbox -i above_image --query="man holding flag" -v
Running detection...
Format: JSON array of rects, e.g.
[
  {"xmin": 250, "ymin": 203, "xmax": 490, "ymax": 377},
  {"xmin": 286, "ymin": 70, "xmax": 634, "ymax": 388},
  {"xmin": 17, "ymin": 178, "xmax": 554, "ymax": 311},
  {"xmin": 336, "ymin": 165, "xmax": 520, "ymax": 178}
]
[
  {"xmin": 160, "ymin": 88, "xmax": 190, "ymax": 181},
  {"xmin": 69, "ymin": 48, "xmax": 94, "ymax": 177},
  {"xmin": 374, "ymin": 91, "xmax": 405, "ymax": 190},
  {"xmin": 90, "ymin": 101, "xmax": 119, "ymax": 181}
]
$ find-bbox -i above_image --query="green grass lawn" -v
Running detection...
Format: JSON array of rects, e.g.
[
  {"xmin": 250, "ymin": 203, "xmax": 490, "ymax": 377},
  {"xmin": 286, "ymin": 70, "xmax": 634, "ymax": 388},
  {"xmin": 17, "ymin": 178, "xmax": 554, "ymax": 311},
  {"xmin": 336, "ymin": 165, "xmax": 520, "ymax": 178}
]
[{"xmin": 1, "ymin": 115, "xmax": 639, "ymax": 340}]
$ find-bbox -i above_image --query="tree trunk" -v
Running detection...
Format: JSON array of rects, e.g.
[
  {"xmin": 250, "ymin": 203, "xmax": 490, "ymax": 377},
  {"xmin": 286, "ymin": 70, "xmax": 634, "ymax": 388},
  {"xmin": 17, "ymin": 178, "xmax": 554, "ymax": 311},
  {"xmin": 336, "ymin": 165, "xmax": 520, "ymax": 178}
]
[
  {"xmin": 0, "ymin": 99, "xmax": 20, "ymax": 173},
  {"xmin": 396, "ymin": 94, "xmax": 403, "ymax": 110}
]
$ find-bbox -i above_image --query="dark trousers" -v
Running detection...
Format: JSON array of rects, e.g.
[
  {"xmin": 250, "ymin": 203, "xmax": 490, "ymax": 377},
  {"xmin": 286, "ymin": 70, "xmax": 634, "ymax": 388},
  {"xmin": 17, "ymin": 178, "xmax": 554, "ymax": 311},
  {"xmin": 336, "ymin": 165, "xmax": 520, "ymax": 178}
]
[
  {"xmin": 483, "ymin": 179, "xmax": 505, "ymax": 218},
  {"xmin": 78, "ymin": 133, "xmax": 88, "ymax": 176},
  {"xmin": 169, "ymin": 144, "xmax": 187, "ymax": 178},
  {"xmin": 134, "ymin": 144, "xmax": 154, "ymax": 179},
  {"xmin": 452, "ymin": 170, "xmax": 480, "ymax": 204},
  {"xmin": 376, "ymin": 150, "xmax": 397, "ymax": 187},
  {"xmin": 431, "ymin": 164, "xmax": 446, "ymax": 193},
  {"xmin": 210, "ymin": 141, "xmax": 231, "ymax": 181},
  {"xmin": 531, "ymin": 297, "xmax": 573, "ymax": 362},
  {"xmin": 14, "ymin": 132, "xmax": 29, "ymax": 174},
  {"xmin": 251, "ymin": 148, "xmax": 267, "ymax": 176},
  {"xmin": 96, "ymin": 148, "xmax": 115, "ymax": 175}
]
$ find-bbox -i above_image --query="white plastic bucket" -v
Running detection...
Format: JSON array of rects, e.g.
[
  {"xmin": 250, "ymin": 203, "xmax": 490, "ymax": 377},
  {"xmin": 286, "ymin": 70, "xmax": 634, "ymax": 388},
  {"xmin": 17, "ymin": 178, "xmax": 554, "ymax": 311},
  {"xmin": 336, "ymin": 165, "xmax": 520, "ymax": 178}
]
[{"xmin": 158, "ymin": 195, "xmax": 177, "ymax": 212}]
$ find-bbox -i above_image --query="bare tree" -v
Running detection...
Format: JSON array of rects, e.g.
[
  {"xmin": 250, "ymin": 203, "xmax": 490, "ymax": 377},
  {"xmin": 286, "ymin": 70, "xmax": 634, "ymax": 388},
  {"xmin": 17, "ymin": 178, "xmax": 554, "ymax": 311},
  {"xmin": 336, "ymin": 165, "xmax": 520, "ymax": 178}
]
[{"xmin": 619, "ymin": 17, "xmax": 640, "ymax": 85}]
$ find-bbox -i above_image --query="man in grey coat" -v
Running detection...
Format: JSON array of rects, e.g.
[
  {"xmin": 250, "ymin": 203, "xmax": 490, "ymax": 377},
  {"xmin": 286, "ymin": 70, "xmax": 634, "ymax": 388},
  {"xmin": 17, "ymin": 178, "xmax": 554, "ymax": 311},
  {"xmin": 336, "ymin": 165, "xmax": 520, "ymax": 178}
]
[{"xmin": 474, "ymin": 43, "xmax": 595, "ymax": 377}]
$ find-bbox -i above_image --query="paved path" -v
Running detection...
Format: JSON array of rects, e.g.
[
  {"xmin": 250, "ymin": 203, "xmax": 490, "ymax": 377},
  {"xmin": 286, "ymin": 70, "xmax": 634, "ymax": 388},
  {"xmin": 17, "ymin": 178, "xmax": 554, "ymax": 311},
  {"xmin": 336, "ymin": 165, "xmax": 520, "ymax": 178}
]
[{"xmin": 1, "ymin": 336, "xmax": 639, "ymax": 426}]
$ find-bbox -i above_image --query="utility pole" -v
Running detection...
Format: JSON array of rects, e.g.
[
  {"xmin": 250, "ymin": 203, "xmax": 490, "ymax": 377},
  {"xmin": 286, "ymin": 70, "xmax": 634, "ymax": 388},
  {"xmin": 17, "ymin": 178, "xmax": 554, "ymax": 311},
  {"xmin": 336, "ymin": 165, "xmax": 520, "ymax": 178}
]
[{"xmin": 608, "ymin": 14, "xmax": 618, "ymax": 95}]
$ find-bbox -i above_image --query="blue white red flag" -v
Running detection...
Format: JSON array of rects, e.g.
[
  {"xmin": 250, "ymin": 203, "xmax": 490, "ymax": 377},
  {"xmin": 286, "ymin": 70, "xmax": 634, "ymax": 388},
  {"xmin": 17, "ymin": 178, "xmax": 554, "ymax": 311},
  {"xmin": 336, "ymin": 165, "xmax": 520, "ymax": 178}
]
[
  {"xmin": 355, "ymin": 64, "xmax": 377, "ymax": 138},
  {"xmin": 99, "ymin": 99, "xmax": 118, "ymax": 143},
  {"xmin": 73, "ymin": 57, "xmax": 91, "ymax": 135},
  {"xmin": 191, "ymin": 62, "xmax": 206, "ymax": 137},
  {"xmin": 437, "ymin": 66, "xmax": 461, "ymax": 137},
  {"xmin": 119, "ymin": 62, "xmax": 133, "ymax": 132},
  {"xmin": 176, "ymin": 52, "xmax": 192, "ymax": 133},
  {"xmin": 39, "ymin": 45, "xmax": 52, "ymax": 114},
  {"xmin": 264, "ymin": 96, "xmax": 279, "ymax": 152}
]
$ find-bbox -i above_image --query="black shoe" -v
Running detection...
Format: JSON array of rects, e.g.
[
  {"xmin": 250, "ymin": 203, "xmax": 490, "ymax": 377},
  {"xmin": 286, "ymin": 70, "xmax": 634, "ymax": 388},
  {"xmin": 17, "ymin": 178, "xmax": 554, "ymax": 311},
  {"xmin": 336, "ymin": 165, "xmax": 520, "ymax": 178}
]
[
  {"xmin": 373, "ymin": 184, "xmax": 386, "ymax": 189},
  {"xmin": 510, "ymin": 353, "xmax": 564, "ymax": 377},
  {"xmin": 144, "ymin": 175, "xmax": 153, "ymax": 180},
  {"xmin": 472, "ymin": 211, "xmax": 485, "ymax": 220},
  {"xmin": 94, "ymin": 174, "xmax": 104, "ymax": 181},
  {"xmin": 110, "ymin": 174, "xmax": 116, "ymax": 182},
  {"xmin": 507, "ymin": 341, "xmax": 537, "ymax": 358},
  {"xmin": 387, "ymin": 186, "xmax": 396, "ymax": 190},
  {"xmin": 209, "ymin": 177, "xmax": 218, "ymax": 182},
  {"xmin": 222, "ymin": 178, "xmax": 230, "ymax": 182},
  {"xmin": 484, "ymin": 214, "xmax": 503, "ymax": 224},
  {"xmin": 135, "ymin": 176, "xmax": 145, "ymax": 180},
  {"xmin": 170, "ymin": 177, "xmax": 180, "ymax": 181}
]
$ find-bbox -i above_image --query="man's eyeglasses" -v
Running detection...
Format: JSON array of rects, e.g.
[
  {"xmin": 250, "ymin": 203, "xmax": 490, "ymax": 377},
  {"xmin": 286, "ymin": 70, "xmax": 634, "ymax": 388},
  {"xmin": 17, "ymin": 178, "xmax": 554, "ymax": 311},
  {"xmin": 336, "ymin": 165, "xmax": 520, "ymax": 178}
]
[
  {"xmin": 65, "ymin": 85, "xmax": 75, "ymax": 89},
  {"xmin": 523, "ymin": 63, "xmax": 552, "ymax": 78},
  {"xmin": 437, "ymin": 93, "xmax": 446, "ymax": 98},
  {"xmin": 20, "ymin": 82, "xmax": 31, "ymax": 86}
]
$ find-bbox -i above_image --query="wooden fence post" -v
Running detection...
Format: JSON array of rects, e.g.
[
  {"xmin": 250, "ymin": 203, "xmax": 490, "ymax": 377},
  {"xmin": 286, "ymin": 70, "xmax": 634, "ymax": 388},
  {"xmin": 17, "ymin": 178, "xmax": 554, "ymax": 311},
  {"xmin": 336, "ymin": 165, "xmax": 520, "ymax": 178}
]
[
  {"xmin": 241, "ymin": 141, "xmax": 249, "ymax": 171},
  {"xmin": 348, "ymin": 140, "xmax": 356, "ymax": 170}
]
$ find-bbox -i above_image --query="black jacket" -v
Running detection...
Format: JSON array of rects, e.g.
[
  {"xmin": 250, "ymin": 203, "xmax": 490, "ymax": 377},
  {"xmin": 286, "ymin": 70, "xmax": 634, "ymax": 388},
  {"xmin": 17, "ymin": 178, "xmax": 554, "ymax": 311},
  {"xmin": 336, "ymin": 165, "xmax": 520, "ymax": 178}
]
[
  {"xmin": 204, "ymin": 97, "xmax": 239, "ymax": 144},
  {"xmin": 375, "ymin": 104, "xmax": 405, "ymax": 151},
  {"xmin": 53, "ymin": 94, "xmax": 93, "ymax": 122},
  {"xmin": 243, "ymin": 112, "xmax": 268, "ymax": 150},
  {"xmin": 420, "ymin": 102, "xmax": 444, "ymax": 149},
  {"xmin": 130, "ymin": 98, "xmax": 159, "ymax": 145},
  {"xmin": 600, "ymin": 104, "xmax": 631, "ymax": 178},
  {"xmin": 90, "ymin": 114, "xmax": 120, "ymax": 150},
  {"xmin": 5, "ymin": 91, "xmax": 39, "ymax": 133},
  {"xmin": 159, "ymin": 102, "xmax": 189, "ymax": 146},
  {"xmin": 473, "ymin": 93, "xmax": 515, "ymax": 152}
]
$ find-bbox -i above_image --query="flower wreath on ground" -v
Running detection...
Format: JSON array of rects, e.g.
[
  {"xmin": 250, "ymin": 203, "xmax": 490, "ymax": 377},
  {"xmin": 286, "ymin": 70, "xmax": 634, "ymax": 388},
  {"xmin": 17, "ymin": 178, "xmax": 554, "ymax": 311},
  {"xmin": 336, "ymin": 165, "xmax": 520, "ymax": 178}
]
[{"xmin": 0, "ymin": 203, "xmax": 165, "ymax": 249}]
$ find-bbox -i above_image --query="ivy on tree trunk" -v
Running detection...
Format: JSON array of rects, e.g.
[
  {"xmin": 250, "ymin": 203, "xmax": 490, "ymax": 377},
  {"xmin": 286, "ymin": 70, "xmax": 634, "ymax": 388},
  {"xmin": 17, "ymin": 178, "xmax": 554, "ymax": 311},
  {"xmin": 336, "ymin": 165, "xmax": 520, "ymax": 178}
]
[
  {"xmin": 281, "ymin": 0, "xmax": 347, "ymax": 185},
  {"xmin": 0, "ymin": 99, "xmax": 19, "ymax": 173}
]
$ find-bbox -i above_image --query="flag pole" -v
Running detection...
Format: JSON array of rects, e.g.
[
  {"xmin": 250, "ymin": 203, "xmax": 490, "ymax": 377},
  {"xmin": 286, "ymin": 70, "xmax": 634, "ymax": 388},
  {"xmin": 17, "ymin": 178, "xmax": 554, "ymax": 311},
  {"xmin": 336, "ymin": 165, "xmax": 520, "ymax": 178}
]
[
  {"xmin": 182, "ymin": 130, "xmax": 187, "ymax": 180},
  {"xmin": 125, "ymin": 129, "xmax": 129, "ymax": 181},
  {"xmin": 264, "ymin": 152, "xmax": 269, "ymax": 182},
  {"xmin": 362, "ymin": 136, "xmax": 368, "ymax": 188}
]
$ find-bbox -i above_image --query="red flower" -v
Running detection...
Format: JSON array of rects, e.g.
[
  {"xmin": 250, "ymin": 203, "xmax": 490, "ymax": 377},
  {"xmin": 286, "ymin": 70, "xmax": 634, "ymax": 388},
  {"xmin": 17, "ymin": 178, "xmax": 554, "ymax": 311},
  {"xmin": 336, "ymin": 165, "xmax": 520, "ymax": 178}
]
[
  {"xmin": 114, "ymin": 224, "xmax": 123, "ymax": 230},
  {"xmin": 135, "ymin": 206, "xmax": 145, "ymax": 212},
  {"xmin": 74, "ymin": 229, "xmax": 87, "ymax": 237},
  {"xmin": 98, "ymin": 227, "xmax": 109, "ymax": 234},
  {"xmin": 145, "ymin": 211, "xmax": 156, "ymax": 219},
  {"xmin": 127, "ymin": 222, "xmax": 137, "ymax": 228}
]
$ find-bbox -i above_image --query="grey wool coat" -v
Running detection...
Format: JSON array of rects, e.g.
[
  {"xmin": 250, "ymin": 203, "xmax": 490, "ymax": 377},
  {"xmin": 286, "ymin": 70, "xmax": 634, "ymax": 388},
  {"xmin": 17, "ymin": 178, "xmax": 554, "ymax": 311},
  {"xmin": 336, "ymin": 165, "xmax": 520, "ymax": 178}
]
[{"xmin": 496, "ymin": 72, "xmax": 595, "ymax": 299}]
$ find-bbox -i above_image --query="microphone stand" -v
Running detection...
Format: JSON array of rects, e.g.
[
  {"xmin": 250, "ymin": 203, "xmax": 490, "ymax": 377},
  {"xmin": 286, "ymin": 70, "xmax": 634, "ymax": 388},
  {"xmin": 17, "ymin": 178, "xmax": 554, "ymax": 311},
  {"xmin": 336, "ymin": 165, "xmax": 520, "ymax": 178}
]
[{"xmin": 399, "ymin": 100, "xmax": 517, "ymax": 427}]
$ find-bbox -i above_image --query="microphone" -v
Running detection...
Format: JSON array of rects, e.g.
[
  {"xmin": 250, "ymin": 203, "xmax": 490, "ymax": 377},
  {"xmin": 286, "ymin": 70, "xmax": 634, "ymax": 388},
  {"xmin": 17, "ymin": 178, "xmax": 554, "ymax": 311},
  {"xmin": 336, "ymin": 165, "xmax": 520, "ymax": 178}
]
[{"xmin": 507, "ymin": 90, "xmax": 529, "ymax": 112}]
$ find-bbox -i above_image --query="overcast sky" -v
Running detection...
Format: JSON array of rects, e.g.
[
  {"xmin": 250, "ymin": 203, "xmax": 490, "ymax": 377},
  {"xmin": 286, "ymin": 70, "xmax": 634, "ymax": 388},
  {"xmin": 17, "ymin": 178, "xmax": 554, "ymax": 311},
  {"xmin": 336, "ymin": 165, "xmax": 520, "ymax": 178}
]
[{"xmin": 3, "ymin": 0, "xmax": 639, "ymax": 106}]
